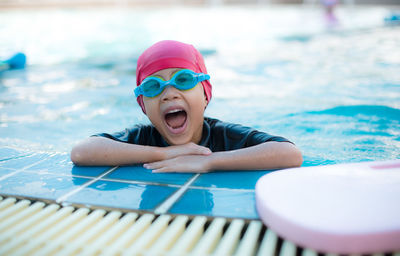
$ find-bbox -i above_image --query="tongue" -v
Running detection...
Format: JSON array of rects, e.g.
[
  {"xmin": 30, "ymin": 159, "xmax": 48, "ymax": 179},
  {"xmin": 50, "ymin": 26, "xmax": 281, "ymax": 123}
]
[{"xmin": 165, "ymin": 111, "xmax": 187, "ymax": 129}]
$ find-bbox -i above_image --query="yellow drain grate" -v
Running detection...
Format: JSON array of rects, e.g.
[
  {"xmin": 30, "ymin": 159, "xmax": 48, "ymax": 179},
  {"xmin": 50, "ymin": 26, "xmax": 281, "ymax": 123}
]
[{"xmin": 0, "ymin": 196, "xmax": 398, "ymax": 256}]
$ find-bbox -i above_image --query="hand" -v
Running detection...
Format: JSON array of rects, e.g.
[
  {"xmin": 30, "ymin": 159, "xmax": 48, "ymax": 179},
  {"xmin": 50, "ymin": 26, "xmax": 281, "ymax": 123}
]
[
  {"xmin": 144, "ymin": 154, "xmax": 212, "ymax": 173},
  {"xmin": 162, "ymin": 142, "xmax": 211, "ymax": 160}
]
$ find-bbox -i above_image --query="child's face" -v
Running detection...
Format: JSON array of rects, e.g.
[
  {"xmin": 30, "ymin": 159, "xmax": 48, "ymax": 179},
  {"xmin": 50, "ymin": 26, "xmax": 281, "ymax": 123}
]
[{"xmin": 143, "ymin": 68, "xmax": 208, "ymax": 145}]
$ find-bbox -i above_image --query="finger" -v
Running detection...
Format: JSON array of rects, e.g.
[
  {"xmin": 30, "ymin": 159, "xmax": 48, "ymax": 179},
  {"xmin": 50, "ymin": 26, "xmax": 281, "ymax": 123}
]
[
  {"xmin": 190, "ymin": 145, "xmax": 212, "ymax": 155},
  {"xmin": 143, "ymin": 161, "xmax": 165, "ymax": 170},
  {"xmin": 151, "ymin": 164, "xmax": 192, "ymax": 173},
  {"xmin": 198, "ymin": 147, "xmax": 212, "ymax": 155},
  {"xmin": 152, "ymin": 167, "xmax": 191, "ymax": 173},
  {"xmin": 152, "ymin": 165, "xmax": 184, "ymax": 173}
]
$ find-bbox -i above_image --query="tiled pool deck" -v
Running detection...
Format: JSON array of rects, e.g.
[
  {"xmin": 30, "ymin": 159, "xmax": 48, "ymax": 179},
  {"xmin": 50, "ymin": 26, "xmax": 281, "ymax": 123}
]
[{"xmin": 0, "ymin": 146, "xmax": 273, "ymax": 219}]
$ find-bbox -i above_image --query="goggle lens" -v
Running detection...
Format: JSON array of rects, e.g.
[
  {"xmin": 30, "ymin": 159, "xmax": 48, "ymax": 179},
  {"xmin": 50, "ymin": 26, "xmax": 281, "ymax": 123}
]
[
  {"xmin": 142, "ymin": 79, "xmax": 162, "ymax": 96},
  {"xmin": 174, "ymin": 72, "xmax": 195, "ymax": 89},
  {"xmin": 135, "ymin": 69, "xmax": 210, "ymax": 98}
]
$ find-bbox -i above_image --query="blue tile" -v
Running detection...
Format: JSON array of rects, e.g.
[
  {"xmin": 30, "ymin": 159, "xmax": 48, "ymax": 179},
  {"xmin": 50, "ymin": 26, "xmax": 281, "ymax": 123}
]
[
  {"xmin": 193, "ymin": 170, "xmax": 274, "ymax": 189},
  {"xmin": 0, "ymin": 171, "xmax": 89, "ymax": 201},
  {"xmin": 23, "ymin": 153, "xmax": 71, "ymax": 173},
  {"xmin": 25, "ymin": 153, "xmax": 111, "ymax": 177},
  {"xmin": 66, "ymin": 180, "xmax": 176, "ymax": 211},
  {"xmin": 0, "ymin": 153, "xmax": 51, "ymax": 170},
  {"xmin": 71, "ymin": 165, "xmax": 114, "ymax": 178},
  {"xmin": 0, "ymin": 168, "xmax": 18, "ymax": 178},
  {"xmin": 105, "ymin": 165, "xmax": 194, "ymax": 185},
  {"xmin": 169, "ymin": 188, "xmax": 258, "ymax": 219},
  {"xmin": 0, "ymin": 147, "xmax": 29, "ymax": 161}
]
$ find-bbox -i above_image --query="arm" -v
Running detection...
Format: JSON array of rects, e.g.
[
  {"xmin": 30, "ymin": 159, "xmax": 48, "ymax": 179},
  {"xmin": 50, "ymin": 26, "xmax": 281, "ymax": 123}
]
[
  {"xmin": 208, "ymin": 141, "xmax": 302, "ymax": 171},
  {"xmin": 70, "ymin": 136, "xmax": 211, "ymax": 166},
  {"xmin": 145, "ymin": 141, "xmax": 303, "ymax": 173}
]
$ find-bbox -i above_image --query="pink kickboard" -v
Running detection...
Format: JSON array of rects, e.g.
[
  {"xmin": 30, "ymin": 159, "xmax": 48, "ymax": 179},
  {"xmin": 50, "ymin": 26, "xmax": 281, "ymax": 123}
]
[{"xmin": 255, "ymin": 160, "xmax": 400, "ymax": 254}]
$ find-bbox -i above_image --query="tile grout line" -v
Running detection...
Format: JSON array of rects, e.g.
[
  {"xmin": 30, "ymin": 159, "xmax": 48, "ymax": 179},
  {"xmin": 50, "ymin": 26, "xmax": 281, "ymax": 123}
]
[
  {"xmin": 0, "ymin": 153, "xmax": 57, "ymax": 182},
  {"xmin": 154, "ymin": 173, "xmax": 201, "ymax": 215},
  {"xmin": 56, "ymin": 166, "xmax": 119, "ymax": 204},
  {"xmin": 0, "ymin": 153, "xmax": 33, "ymax": 162},
  {"xmin": 21, "ymin": 169, "xmax": 255, "ymax": 192},
  {"xmin": 21, "ymin": 170, "xmax": 183, "ymax": 189}
]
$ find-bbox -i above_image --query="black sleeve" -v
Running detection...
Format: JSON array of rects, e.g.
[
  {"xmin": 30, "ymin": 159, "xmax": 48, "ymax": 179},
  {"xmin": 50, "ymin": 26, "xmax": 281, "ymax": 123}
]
[
  {"xmin": 243, "ymin": 127, "xmax": 292, "ymax": 147},
  {"xmin": 93, "ymin": 125, "xmax": 149, "ymax": 145},
  {"xmin": 209, "ymin": 118, "xmax": 293, "ymax": 152},
  {"xmin": 226, "ymin": 122, "xmax": 291, "ymax": 147},
  {"xmin": 93, "ymin": 125, "xmax": 168, "ymax": 147}
]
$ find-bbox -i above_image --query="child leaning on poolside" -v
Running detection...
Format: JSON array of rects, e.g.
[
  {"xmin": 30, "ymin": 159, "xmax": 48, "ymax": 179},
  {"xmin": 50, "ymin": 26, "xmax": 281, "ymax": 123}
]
[{"xmin": 70, "ymin": 40, "xmax": 303, "ymax": 172}]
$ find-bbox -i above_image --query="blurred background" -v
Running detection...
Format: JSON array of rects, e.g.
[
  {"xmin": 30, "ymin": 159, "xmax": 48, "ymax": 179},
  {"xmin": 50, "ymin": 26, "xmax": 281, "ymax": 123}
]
[
  {"xmin": 1, "ymin": 0, "xmax": 400, "ymax": 7},
  {"xmin": 1, "ymin": 0, "xmax": 399, "ymax": 166}
]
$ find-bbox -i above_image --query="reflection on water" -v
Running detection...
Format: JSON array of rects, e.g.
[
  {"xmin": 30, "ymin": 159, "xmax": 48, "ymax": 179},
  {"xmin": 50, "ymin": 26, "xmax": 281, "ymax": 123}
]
[{"xmin": 1, "ymin": 6, "xmax": 399, "ymax": 166}]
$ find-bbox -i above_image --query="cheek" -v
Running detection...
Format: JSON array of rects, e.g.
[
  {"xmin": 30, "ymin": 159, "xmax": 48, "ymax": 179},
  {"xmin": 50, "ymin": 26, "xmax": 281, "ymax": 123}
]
[
  {"xmin": 143, "ymin": 99, "xmax": 159, "ymax": 120},
  {"xmin": 189, "ymin": 91, "xmax": 207, "ymax": 115},
  {"xmin": 191, "ymin": 85, "xmax": 207, "ymax": 107}
]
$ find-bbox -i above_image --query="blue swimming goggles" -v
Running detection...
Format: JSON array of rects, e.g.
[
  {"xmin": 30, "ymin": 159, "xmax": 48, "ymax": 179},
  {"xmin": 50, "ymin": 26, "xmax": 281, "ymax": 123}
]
[{"xmin": 134, "ymin": 69, "xmax": 210, "ymax": 98}]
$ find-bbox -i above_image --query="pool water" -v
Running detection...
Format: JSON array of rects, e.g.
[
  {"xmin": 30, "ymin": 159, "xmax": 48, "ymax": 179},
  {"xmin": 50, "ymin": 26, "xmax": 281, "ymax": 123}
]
[{"xmin": 0, "ymin": 5, "xmax": 399, "ymax": 167}]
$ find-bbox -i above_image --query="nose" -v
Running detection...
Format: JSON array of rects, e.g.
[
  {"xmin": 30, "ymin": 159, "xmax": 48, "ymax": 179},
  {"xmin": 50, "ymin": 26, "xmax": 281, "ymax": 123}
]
[{"xmin": 161, "ymin": 85, "xmax": 181, "ymax": 102}]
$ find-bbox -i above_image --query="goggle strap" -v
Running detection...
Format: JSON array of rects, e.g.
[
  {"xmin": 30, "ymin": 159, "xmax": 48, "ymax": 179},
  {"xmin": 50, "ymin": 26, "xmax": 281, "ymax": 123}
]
[
  {"xmin": 135, "ymin": 70, "xmax": 210, "ymax": 97},
  {"xmin": 134, "ymin": 87, "xmax": 142, "ymax": 97}
]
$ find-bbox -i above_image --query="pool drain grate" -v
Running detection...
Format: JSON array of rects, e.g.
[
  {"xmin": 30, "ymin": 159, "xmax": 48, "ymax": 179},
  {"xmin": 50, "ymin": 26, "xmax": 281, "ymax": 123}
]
[{"xmin": 0, "ymin": 196, "xmax": 398, "ymax": 256}]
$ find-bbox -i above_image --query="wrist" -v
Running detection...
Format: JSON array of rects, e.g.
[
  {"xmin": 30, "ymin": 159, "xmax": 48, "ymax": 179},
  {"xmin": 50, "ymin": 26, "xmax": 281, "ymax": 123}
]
[
  {"xmin": 155, "ymin": 146, "xmax": 168, "ymax": 161},
  {"xmin": 206, "ymin": 152, "xmax": 223, "ymax": 171}
]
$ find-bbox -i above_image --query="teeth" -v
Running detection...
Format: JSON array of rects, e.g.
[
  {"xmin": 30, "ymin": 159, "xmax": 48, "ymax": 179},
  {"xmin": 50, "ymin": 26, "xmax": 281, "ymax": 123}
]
[{"xmin": 166, "ymin": 109, "xmax": 183, "ymax": 114}]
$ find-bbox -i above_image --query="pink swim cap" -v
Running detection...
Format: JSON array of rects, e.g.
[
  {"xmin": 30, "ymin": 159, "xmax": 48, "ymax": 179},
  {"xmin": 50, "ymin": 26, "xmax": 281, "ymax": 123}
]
[{"xmin": 136, "ymin": 40, "xmax": 212, "ymax": 113}]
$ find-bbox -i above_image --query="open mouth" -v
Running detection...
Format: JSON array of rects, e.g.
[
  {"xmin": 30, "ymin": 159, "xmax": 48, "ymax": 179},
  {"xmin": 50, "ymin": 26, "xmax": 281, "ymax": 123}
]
[{"xmin": 164, "ymin": 109, "xmax": 188, "ymax": 133}]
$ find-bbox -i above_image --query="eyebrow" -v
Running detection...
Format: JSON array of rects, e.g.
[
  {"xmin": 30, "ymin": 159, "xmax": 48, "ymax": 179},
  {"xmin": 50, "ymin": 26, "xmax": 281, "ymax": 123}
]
[
  {"xmin": 149, "ymin": 68, "xmax": 181, "ymax": 80},
  {"xmin": 169, "ymin": 69, "xmax": 180, "ymax": 75},
  {"xmin": 149, "ymin": 74, "xmax": 164, "ymax": 80}
]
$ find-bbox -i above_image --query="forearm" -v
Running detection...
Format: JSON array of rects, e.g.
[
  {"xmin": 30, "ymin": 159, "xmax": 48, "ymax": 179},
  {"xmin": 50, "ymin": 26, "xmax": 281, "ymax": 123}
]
[
  {"xmin": 208, "ymin": 142, "xmax": 303, "ymax": 171},
  {"xmin": 70, "ymin": 137, "xmax": 164, "ymax": 166}
]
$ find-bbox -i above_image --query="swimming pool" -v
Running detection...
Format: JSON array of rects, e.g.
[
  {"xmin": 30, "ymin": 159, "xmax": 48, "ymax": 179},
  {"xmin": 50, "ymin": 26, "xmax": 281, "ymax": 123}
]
[{"xmin": 1, "ymin": 4, "xmax": 399, "ymax": 166}]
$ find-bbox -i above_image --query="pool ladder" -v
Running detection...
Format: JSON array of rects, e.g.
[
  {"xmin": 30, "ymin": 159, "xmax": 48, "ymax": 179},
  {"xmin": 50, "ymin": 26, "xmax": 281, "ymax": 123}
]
[{"xmin": 0, "ymin": 196, "xmax": 399, "ymax": 256}]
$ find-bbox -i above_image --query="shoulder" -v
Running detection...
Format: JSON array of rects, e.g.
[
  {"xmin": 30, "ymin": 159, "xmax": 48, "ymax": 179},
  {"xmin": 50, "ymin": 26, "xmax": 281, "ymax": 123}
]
[
  {"xmin": 115, "ymin": 123, "xmax": 155, "ymax": 137},
  {"xmin": 205, "ymin": 116, "xmax": 292, "ymax": 145},
  {"xmin": 205, "ymin": 117, "xmax": 254, "ymax": 135},
  {"xmin": 204, "ymin": 117, "xmax": 239, "ymax": 129},
  {"xmin": 94, "ymin": 124, "xmax": 156, "ymax": 144}
]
